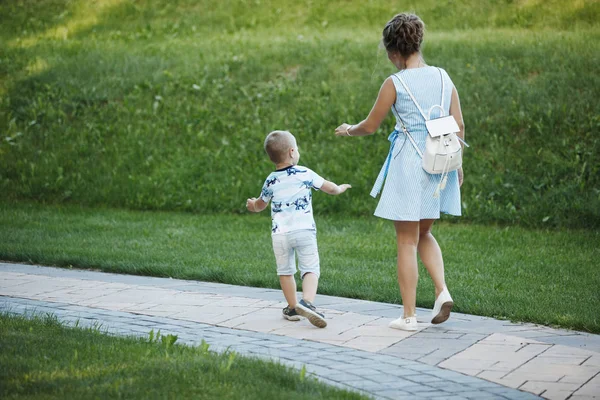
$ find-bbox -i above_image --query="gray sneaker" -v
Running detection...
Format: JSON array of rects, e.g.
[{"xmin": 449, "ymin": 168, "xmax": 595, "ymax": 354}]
[
  {"xmin": 282, "ymin": 305, "xmax": 301, "ymax": 321},
  {"xmin": 295, "ymin": 299, "xmax": 327, "ymax": 328}
]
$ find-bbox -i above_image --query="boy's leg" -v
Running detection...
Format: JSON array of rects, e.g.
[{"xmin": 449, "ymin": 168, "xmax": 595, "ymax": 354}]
[
  {"xmin": 279, "ymin": 275, "xmax": 298, "ymax": 308},
  {"xmin": 294, "ymin": 230, "xmax": 326, "ymax": 328},
  {"xmin": 272, "ymin": 233, "xmax": 298, "ymax": 308},
  {"xmin": 294, "ymin": 230, "xmax": 320, "ymax": 302},
  {"xmin": 301, "ymin": 272, "xmax": 318, "ymax": 303}
]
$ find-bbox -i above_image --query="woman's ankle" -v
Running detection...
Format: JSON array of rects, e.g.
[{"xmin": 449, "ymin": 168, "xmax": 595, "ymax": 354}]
[
  {"xmin": 435, "ymin": 285, "xmax": 447, "ymax": 298},
  {"xmin": 402, "ymin": 309, "xmax": 416, "ymax": 318}
]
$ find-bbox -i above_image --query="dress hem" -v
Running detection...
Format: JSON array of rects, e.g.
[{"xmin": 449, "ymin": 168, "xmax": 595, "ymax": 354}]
[{"xmin": 373, "ymin": 211, "xmax": 461, "ymax": 221}]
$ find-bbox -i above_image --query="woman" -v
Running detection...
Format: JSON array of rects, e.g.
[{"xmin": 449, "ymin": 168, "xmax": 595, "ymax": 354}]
[{"xmin": 335, "ymin": 13, "xmax": 465, "ymax": 331}]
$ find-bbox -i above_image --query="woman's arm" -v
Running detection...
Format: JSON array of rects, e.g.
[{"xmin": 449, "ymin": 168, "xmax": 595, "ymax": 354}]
[
  {"xmin": 449, "ymin": 86, "xmax": 465, "ymax": 145},
  {"xmin": 449, "ymin": 86, "xmax": 465, "ymax": 187},
  {"xmin": 335, "ymin": 77, "xmax": 397, "ymax": 137}
]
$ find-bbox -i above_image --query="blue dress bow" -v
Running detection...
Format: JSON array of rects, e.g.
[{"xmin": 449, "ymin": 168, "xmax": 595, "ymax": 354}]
[{"xmin": 370, "ymin": 130, "xmax": 400, "ymax": 198}]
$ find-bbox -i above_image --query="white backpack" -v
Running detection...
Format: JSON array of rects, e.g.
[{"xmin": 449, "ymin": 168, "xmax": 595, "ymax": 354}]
[{"xmin": 392, "ymin": 68, "xmax": 469, "ymax": 197}]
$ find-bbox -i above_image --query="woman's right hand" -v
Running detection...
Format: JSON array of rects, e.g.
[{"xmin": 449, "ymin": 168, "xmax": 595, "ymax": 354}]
[
  {"xmin": 335, "ymin": 123, "xmax": 352, "ymax": 136},
  {"xmin": 458, "ymin": 167, "xmax": 464, "ymax": 187}
]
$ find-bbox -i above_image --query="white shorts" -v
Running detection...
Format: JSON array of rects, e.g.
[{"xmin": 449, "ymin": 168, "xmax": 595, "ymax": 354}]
[{"xmin": 272, "ymin": 229, "xmax": 320, "ymax": 279}]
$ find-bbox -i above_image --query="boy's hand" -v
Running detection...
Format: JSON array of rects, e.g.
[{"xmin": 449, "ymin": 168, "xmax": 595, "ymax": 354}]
[
  {"xmin": 339, "ymin": 184, "xmax": 352, "ymax": 193},
  {"xmin": 247, "ymin": 197, "xmax": 268, "ymax": 213},
  {"xmin": 246, "ymin": 198, "xmax": 257, "ymax": 212},
  {"xmin": 320, "ymin": 181, "xmax": 352, "ymax": 195}
]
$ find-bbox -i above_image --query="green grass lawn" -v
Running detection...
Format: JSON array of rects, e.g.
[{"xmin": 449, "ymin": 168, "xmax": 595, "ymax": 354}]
[
  {"xmin": 1, "ymin": 201, "xmax": 598, "ymax": 333},
  {"xmin": 1, "ymin": 0, "xmax": 599, "ymax": 228},
  {"xmin": 0, "ymin": 313, "xmax": 367, "ymax": 399}
]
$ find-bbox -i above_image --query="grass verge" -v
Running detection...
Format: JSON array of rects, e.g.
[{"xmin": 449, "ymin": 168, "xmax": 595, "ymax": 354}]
[{"xmin": 0, "ymin": 313, "xmax": 366, "ymax": 399}]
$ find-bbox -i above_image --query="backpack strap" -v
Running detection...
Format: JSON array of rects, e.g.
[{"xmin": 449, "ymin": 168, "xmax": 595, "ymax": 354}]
[
  {"xmin": 392, "ymin": 104, "xmax": 422, "ymax": 158},
  {"xmin": 392, "ymin": 67, "xmax": 447, "ymax": 120},
  {"xmin": 392, "ymin": 73, "xmax": 427, "ymax": 120},
  {"xmin": 438, "ymin": 67, "xmax": 445, "ymax": 112}
]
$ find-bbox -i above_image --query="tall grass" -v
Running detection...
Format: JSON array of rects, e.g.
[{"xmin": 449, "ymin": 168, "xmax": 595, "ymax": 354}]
[{"xmin": 1, "ymin": 0, "xmax": 599, "ymax": 228}]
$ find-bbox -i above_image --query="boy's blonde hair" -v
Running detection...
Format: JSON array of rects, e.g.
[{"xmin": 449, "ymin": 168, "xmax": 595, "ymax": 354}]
[{"xmin": 264, "ymin": 130, "xmax": 296, "ymax": 163}]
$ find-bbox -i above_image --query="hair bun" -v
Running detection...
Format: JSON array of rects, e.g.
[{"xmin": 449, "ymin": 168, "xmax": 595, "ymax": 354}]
[{"xmin": 382, "ymin": 13, "xmax": 424, "ymax": 58}]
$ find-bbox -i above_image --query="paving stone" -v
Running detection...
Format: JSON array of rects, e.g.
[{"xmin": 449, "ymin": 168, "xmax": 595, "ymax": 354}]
[
  {"xmin": 399, "ymin": 384, "xmax": 440, "ymax": 394},
  {"xmin": 404, "ymin": 374, "xmax": 445, "ymax": 384},
  {"xmin": 426, "ymin": 381, "xmax": 476, "ymax": 393},
  {"xmin": 321, "ymin": 353, "xmax": 365, "ymax": 364},
  {"xmin": 465, "ymin": 380, "xmax": 508, "ymax": 389},
  {"xmin": 305, "ymin": 358, "xmax": 346, "ymax": 368},
  {"xmin": 322, "ymin": 371, "xmax": 362, "ymax": 383},
  {"xmin": 459, "ymin": 390, "xmax": 512, "ymax": 399},
  {"xmin": 346, "ymin": 358, "xmax": 393, "ymax": 368},
  {"xmin": 506, "ymin": 392, "xmax": 548, "ymax": 400},
  {"xmin": 379, "ymin": 368, "xmax": 423, "ymax": 378},
  {"xmin": 406, "ymin": 363, "xmax": 445, "ymax": 372},
  {"xmin": 369, "ymin": 354, "xmax": 421, "ymax": 367},
  {"xmin": 485, "ymin": 386, "xmax": 536, "ymax": 397},
  {"xmin": 426, "ymin": 368, "xmax": 469, "ymax": 380},
  {"xmin": 411, "ymin": 390, "xmax": 453, "ymax": 397},
  {"xmin": 301, "ymin": 341, "xmax": 335, "ymax": 349},
  {"xmin": 381, "ymin": 347, "xmax": 435, "ymax": 360},
  {"xmin": 366, "ymin": 373, "xmax": 411, "ymax": 384},
  {"xmin": 446, "ymin": 374, "xmax": 492, "ymax": 384},
  {"xmin": 320, "ymin": 345, "xmax": 357, "ymax": 354},
  {"xmin": 376, "ymin": 378, "xmax": 422, "ymax": 390},
  {"xmin": 261, "ymin": 342, "xmax": 296, "ymax": 349},
  {"xmin": 375, "ymin": 391, "xmax": 428, "ymax": 400},
  {"xmin": 351, "ymin": 379, "xmax": 386, "ymax": 392},
  {"xmin": 321, "ymin": 361, "xmax": 373, "ymax": 372}
]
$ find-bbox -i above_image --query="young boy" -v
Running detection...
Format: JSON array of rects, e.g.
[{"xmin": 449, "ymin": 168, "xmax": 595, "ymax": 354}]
[{"xmin": 246, "ymin": 130, "xmax": 351, "ymax": 328}]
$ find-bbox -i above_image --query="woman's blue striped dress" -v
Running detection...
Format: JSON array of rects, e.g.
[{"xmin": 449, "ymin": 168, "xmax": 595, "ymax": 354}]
[{"xmin": 372, "ymin": 66, "xmax": 462, "ymax": 221}]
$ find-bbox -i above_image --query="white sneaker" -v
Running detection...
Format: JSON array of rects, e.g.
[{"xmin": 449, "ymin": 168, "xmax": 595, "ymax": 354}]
[
  {"xmin": 431, "ymin": 287, "xmax": 453, "ymax": 324},
  {"xmin": 389, "ymin": 316, "xmax": 418, "ymax": 331}
]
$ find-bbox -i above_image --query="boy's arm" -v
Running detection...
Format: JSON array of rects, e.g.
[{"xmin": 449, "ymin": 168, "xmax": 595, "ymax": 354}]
[
  {"xmin": 246, "ymin": 197, "xmax": 269, "ymax": 212},
  {"xmin": 319, "ymin": 181, "xmax": 352, "ymax": 195}
]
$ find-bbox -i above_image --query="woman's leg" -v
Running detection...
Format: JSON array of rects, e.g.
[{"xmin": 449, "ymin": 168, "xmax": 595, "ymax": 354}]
[
  {"xmin": 394, "ymin": 221, "xmax": 420, "ymax": 318},
  {"xmin": 417, "ymin": 219, "xmax": 446, "ymax": 298}
]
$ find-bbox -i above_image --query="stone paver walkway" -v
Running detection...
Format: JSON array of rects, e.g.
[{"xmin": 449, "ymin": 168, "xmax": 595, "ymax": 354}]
[{"xmin": 1, "ymin": 262, "xmax": 599, "ymax": 400}]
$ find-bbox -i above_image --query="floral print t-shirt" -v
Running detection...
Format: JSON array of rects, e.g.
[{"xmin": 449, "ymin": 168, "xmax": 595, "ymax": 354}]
[{"xmin": 259, "ymin": 165, "xmax": 325, "ymax": 235}]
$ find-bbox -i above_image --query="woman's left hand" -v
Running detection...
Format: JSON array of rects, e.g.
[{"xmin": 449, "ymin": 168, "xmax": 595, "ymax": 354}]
[
  {"xmin": 335, "ymin": 123, "xmax": 352, "ymax": 137},
  {"xmin": 458, "ymin": 167, "xmax": 464, "ymax": 187}
]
